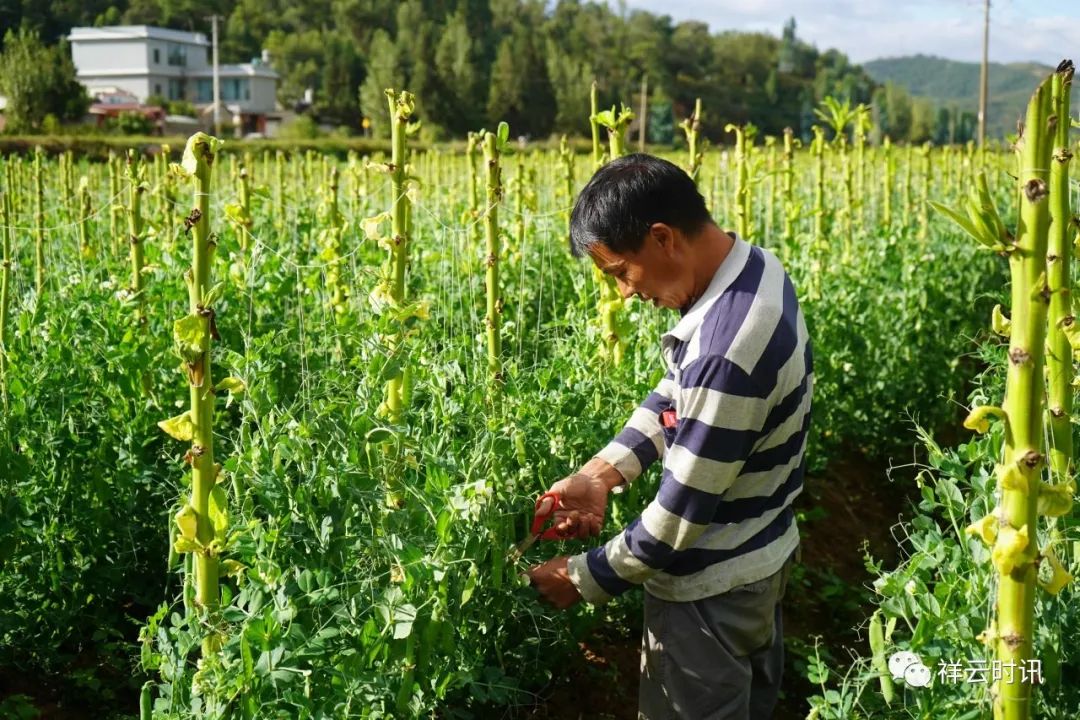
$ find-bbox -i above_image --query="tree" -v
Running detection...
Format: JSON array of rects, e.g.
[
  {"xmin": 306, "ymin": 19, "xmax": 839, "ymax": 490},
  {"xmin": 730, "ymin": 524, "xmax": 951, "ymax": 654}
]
[
  {"xmin": 486, "ymin": 29, "xmax": 554, "ymax": 137},
  {"xmin": 486, "ymin": 36, "xmax": 519, "ymax": 129},
  {"xmin": 874, "ymin": 81, "xmax": 913, "ymax": 142},
  {"xmin": 647, "ymin": 91, "xmax": 674, "ymax": 145},
  {"xmin": 778, "ymin": 17, "xmax": 797, "ymax": 73},
  {"xmin": 545, "ymin": 39, "xmax": 592, "ymax": 135},
  {"xmin": 430, "ymin": 10, "xmax": 481, "ymax": 134},
  {"xmin": 318, "ymin": 31, "xmax": 363, "ymax": 126},
  {"xmin": 909, "ymin": 96, "xmax": 935, "ymax": 143},
  {"xmin": 0, "ymin": 29, "xmax": 88, "ymax": 133},
  {"xmin": 358, "ymin": 29, "xmax": 401, "ymax": 138},
  {"xmin": 933, "ymin": 105, "xmax": 952, "ymax": 145},
  {"xmin": 263, "ymin": 29, "xmax": 323, "ymax": 107}
]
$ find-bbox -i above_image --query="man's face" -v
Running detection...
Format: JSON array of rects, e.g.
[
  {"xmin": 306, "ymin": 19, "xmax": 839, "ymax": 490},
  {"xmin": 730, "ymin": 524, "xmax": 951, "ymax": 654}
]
[{"xmin": 588, "ymin": 223, "xmax": 693, "ymax": 310}]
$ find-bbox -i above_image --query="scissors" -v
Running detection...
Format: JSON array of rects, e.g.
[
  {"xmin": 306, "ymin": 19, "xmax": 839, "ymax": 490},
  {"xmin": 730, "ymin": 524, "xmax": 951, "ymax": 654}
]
[{"xmin": 507, "ymin": 492, "xmax": 562, "ymax": 563}]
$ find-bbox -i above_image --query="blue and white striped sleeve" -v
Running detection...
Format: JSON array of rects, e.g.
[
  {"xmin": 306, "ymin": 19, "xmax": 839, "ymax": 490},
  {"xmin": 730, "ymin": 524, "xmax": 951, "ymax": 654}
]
[
  {"xmin": 592, "ymin": 369, "xmax": 676, "ymax": 485},
  {"xmin": 568, "ymin": 354, "xmax": 771, "ymax": 604}
]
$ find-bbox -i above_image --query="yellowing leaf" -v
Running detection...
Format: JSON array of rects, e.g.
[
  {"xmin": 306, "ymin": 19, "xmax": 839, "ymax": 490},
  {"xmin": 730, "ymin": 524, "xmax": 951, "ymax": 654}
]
[
  {"xmin": 173, "ymin": 314, "xmax": 206, "ymax": 363},
  {"xmin": 179, "ymin": 132, "xmax": 223, "ymax": 177},
  {"xmin": 1059, "ymin": 315, "xmax": 1080, "ymax": 355},
  {"xmin": 991, "ymin": 523, "xmax": 1030, "ymax": 576},
  {"xmin": 963, "ymin": 405, "xmax": 1006, "ymax": 433},
  {"xmin": 992, "ymin": 305, "xmax": 1011, "ymax": 337},
  {"xmin": 173, "ymin": 536, "xmax": 200, "ymax": 554},
  {"xmin": 997, "ymin": 463, "xmax": 1029, "ymax": 493},
  {"xmin": 220, "ymin": 559, "xmax": 247, "ymax": 578},
  {"xmin": 361, "ymin": 213, "xmax": 389, "ymax": 240},
  {"xmin": 1038, "ymin": 546, "xmax": 1073, "ymax": 595},
  {"xmin": 1037, "ymin": 480, "xmax": 1075, "ymax": 517},
  {"xmin": 158, "ymin": 412, "xmax": 196, "ymax": 442},
  {"xmin": 976, "ymin": 620, "xmax": 998, "ymax": 647},
  {"xmin": 966, "ymin": 513, "xmax": 999, "ymax": 546},
  {"xmin": 175, "ymin": 504, "xmax": 198, "ymax": 542},
  {"xmin": 368, "ymin": 282, "xmax": 394, "ymax": 315}
]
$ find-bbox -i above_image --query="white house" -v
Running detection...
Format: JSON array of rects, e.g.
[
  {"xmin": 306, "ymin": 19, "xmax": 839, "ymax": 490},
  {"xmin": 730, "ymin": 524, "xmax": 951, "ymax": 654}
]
[{"xmin": 68, "ymin": 25, "xmax": 280, "ymax": 135}]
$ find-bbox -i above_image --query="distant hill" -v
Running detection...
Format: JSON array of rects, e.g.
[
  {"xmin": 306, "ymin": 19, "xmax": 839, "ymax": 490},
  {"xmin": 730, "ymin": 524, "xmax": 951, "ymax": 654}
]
[{"xmin": 862, "ymin": 54, "xmax": 1055, "ymax": 139}]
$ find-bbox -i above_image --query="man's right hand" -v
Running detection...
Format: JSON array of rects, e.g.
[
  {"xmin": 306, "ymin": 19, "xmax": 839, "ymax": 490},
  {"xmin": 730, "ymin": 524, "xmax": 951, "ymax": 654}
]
[
  {"xmin": 539, "ymin": 458, "xmax": 624, "ymax": 540},
  {"xmin": 543, "ymin": 473, "xmax": 608, "ymax": 540}
]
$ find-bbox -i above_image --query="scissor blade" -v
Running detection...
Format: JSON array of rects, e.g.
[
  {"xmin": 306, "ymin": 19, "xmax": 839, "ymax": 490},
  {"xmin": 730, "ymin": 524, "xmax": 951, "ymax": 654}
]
[{"xmin": 507, "ymin": 532, "xmax": 539, "ymax": 562}]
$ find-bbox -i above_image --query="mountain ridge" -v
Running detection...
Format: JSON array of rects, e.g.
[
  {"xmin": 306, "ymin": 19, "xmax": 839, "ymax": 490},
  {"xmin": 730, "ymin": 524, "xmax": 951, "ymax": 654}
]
[{"xmin": 861, "ymin": 54, "xmax": 1056, "ymax": 138}]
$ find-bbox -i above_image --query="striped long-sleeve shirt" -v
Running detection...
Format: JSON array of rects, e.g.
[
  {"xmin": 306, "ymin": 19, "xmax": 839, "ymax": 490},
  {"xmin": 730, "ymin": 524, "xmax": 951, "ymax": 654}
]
[{"xmin": 567, "ymin": 234, "xmax": 813, "ymax": 603}]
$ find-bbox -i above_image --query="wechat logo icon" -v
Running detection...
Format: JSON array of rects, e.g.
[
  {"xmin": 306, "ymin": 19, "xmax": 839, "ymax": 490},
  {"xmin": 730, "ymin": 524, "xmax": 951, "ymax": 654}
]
[{"xmin": 888, "ymin": 650, "xmax": 932, "ymax": 688}]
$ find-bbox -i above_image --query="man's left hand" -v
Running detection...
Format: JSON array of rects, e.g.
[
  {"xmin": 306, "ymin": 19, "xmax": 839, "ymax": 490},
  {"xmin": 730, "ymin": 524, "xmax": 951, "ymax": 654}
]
[{"xmin": 527, "ymin": 556, "xmax": 582, "ymax": 610}]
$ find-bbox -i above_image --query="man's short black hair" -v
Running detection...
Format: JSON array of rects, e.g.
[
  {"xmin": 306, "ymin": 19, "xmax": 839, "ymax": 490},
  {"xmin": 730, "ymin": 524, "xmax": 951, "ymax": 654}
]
[{"xmin": 568, "ymin": 153, "xmax": 712, "ymax": 258}]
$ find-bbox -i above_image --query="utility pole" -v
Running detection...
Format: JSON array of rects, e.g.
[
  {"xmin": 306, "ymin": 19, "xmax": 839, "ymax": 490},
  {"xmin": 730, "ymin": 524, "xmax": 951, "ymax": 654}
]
[
  {"xmin": 977, "ymin": 0, "xmax": 990, "ymax": 147},
  {"xmin": 638, "ymin": 74, "xmax": 648, "ymax": 152},
  {"xmin": 209, "ymin": 14, "xmax": 221, "ymax": 137}
]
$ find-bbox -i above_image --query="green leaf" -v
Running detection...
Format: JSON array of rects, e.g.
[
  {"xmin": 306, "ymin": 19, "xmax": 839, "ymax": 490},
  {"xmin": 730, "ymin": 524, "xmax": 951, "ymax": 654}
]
[
  {"xmin": 297, "ymin": 569, "xmax": 315, "ymax": 593},
  {"xmin": 158, "ymin": 412, "xmax": 195, "ymax": 442},
  {"xmin": 461, "ymin": 563, "xmax": 478, "ymax": 606},
  {"xmin": 173, "ymin": 314, "xmax": 206, "ymax": 362},
  {"xmin": 209, "ymin": 485, "xmax": 229, "ymax": 542},
  {"xmin": 202, "ymin": 282, "xmax": 226, "ymax": 308},
  {"xmin": 241, "ymin": 631, "xmax": 254, "ymax": 682},
  {"xmin": 175, "ymin": 504, "xmax": 198, "ymax": 542},
  {"xmin": 496, "ymin": 121, "xmax": 510, "ymax": 148},
  {"xmin": 393, "ymin": 603, "xmax": 417, "ymax": 639},
  {"xmin": 928, "ymin": 201, "xmax": 990, "ymax": 247},
  {"xmin": 215, "ymin": 376, "xmax": 246, "ymax": 396},
  {"xmin": 594, "ymin": 110, "xmax": 615, "ymax": 127}
]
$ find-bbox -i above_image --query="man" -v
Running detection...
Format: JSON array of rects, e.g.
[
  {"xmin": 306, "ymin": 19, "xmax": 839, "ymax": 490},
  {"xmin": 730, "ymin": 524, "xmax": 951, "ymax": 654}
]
[{"xmin": 526, "ymin": 153, "xmax": 812, "ymax": 719}]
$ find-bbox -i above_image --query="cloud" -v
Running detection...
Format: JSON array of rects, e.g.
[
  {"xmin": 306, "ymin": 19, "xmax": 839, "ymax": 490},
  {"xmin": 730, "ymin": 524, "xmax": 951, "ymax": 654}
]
[{"xmin": 616, "ymin": 0, "xmax": 1080, "ymax": 66}]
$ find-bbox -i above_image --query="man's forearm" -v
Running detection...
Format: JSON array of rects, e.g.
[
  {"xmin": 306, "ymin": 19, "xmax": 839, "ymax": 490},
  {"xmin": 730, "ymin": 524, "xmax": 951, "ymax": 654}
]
[{"xmin": 580, "ymin": 456, "xmax": 625, "ymax": 492}]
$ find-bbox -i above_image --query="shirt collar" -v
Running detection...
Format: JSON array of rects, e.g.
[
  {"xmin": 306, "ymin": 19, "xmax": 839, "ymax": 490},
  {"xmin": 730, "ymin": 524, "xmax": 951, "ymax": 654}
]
[{"xmin": 662, "ymin": 233, "xmax": 751, "ymax": 346}]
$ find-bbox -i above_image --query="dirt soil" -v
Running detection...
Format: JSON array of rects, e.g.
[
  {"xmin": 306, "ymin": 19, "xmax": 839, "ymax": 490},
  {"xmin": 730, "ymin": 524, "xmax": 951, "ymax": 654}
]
[{"xmin": 522, "ymin": 451, "xmax": 912, "ymax": 720}]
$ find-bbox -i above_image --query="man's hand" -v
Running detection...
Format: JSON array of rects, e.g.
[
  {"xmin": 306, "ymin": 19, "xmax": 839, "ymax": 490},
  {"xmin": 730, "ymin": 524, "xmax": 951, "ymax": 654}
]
[
  {"xmin": 543, "ymin": 472, "xmax": 609, "ymax": 540},
  {"xmin": 527, "ymin": 557, "xmax": 581, "ymax": 609}
]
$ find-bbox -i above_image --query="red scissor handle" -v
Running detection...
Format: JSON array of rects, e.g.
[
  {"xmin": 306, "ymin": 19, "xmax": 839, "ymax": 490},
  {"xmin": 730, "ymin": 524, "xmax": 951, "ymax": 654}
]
[{"xmin": 531, "ymin": 491, "xmax": 563, "ymax": 540}]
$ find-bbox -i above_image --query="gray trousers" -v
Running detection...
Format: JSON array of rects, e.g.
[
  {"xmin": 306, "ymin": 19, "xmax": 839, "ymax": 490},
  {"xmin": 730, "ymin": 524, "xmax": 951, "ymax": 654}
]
[{"xmin": 638, "ymin": 547, "xmax": 799, "ymax": 720}]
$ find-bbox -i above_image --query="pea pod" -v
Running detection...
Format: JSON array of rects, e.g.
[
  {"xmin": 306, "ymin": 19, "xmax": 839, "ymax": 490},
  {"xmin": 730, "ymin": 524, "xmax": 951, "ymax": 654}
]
[
  {"xmin": 868, "ymin": 610, "xmax": 894, "ymax": 705},
  {"xmin": 139, "ymin": 681, "xmax": 152, "ymax": 720}
]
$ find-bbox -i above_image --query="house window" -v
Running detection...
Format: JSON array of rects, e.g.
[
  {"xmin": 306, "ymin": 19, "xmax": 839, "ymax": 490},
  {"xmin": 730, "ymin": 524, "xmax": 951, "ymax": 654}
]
[
  {"xmin": 215, "ymin": 78, "xmax": 251, "ymax": 102},
  {"xmin": 195, "ymin": 78, "xmax": 251, "ymax": 103},
  {"xmin": 168, "ymin": 78, "xmax": 186, "ymax": 100},
  {"xmin": 196, "ymin": 79, "xmax": 213, "ymax": 103},
  {"xmin": 167, "ymin": 43, "xmax": 187, "ymax": 67},
  {"xmin": 155, "ymin": 83, "xmax": 162, "ymax": 96},
  {"xmin": 153, "ymin": 48, "xmax": 160, "ymax": 64}
]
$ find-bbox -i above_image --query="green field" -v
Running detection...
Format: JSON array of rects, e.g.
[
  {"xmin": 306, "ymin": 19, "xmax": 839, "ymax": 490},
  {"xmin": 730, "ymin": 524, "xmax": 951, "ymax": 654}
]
[{"xmin": 2, "ymin": 71, "xmax": 1080, "ymax": 720}]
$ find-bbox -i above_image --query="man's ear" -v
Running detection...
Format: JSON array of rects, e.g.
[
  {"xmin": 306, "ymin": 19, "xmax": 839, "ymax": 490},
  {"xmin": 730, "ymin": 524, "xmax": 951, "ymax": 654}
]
[{"xmin": 649, "ymin": 222, "xmax": 677, "ymax": 254}]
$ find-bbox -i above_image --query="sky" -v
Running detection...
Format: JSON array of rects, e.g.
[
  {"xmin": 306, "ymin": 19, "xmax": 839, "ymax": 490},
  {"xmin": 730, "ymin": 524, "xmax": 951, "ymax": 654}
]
[{"xmin": 616, "ymin": 0, "xmax": 1080, "ymax": 67}]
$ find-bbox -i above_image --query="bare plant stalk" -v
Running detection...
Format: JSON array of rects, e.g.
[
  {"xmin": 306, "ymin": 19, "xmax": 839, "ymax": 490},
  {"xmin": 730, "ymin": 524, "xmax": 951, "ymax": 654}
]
[
  {"xmin": 482, "ymin": 127, "xmax": 506, "ymax": 384},
  {"xmin": 127, "ymin": 150, "xmax": 147, "ymax": 326}
]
